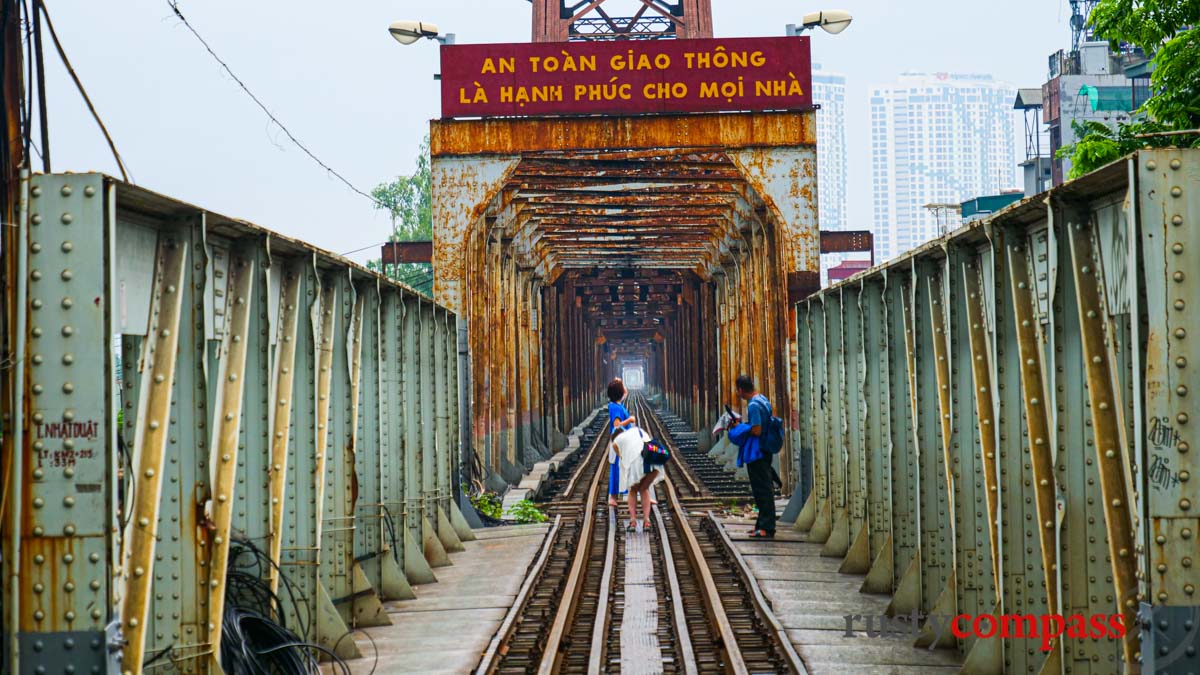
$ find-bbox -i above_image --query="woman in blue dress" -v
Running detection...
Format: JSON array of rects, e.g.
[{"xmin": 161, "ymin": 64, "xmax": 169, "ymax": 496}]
[{"xmin": 606, "ymin": 379, "xmax": 636, "ymax": 506}]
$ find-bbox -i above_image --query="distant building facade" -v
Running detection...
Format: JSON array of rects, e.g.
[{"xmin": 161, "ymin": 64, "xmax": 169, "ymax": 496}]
[
  {"xmin": 813, "ymin": 65, "xmax": 849, "ymax": 286},
  {"xmin": 870, "ymin": 73, "xmax": 1020, "ymax": 261},
  {"xmin": 1043, "ymin": 42, "xmax": 1148, "ymax": 185}
]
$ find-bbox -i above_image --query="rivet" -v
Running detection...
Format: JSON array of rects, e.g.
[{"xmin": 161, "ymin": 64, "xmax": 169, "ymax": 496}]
[
  {"xmin": 1147, "ymin": 160, "xmax": 1158, "ymax": 171},
  {"xmin": 1179, "ymin": 413, "xmax": 1190, "ymax": 425},
  {"xmin": 30, "ymin": 269, "xmax": 41, "ymax": 280},
  {"xmin": 90, "ymin": 579, "xmax": 101, "ymax": 590},
  {"xmin": 160, "ymin": 329, "xmax": 171, "ymax": 338},
  {"xmin": 31, "ymin": 185, "xmax": 41, "ymax": 197},
  {"xmin": 64, "ymin": 581, "xmax": 75, "ymax": 592},
  {"xmin": 64, "ymin": 524, "xmax": 75, "ymax": 536},
  {"xmin": 1171, "ymin": 186, "xmax": 1183, "ymax": 198},
  {"xmin": 1170, "ymin": 158, "xmax": 1182, "ymax": 170},
  {"xmin": 34, "ymin": 554, "xmax": 44, "ymax": 564},
  {"xmin": 1180, "ymin": 442, "xmax": 1190, "ymax": 453},
  {"xmin": 63, "ymin": 467, "xmax": 74, "ymax": 479},
  {"xmin": 135, "ymin": 566, "xmax": 144, "ymax": 577},
  {"xmin": 31, "ymin": 299, "xmax": 43, "ymax": 310},
  {"xmin": 60, "ymin": 185, "xmax": 73, "ymax": 197},
  {"xmin": 30, "ymin": 242, "xmax": 40, "ymax": 253},
  {"xmin": 32, "ymin": 497, "xmax": 44, "ymax": 508},
  {"xmin": 61, "ymin": 269, "xmax": 72, "ymax": 281},
  {"xmin": 1175, "ymin": 300, "xmax": 1186, "ymax": 311},
  {"xmin": 61, "ymin": 241, "xmax": 73, "ymax": 252},
  {"xmin": 1172, "ymin": 214, "xmax": 1184, "ymax": 226},
  {"xmin": 61, "ymin": 213, "xmax": 73, "ymax": 225},
  {"xmin": 1158, "ymin": 563, "xmax": 1167, "ymax": 573},
  {"xmin": 62, "ymin": 382, "xmax": 74, "ymax": 394},
  {"xmin": 138, "ymin": 517, "xmax": 150, "ymax": 527},
  {"xmin": 1112, "ymin": 499, "xmax": 1122, "ymax": 507},
  {"xmin": 1180, "ymin": 471, "xmax": 1190, "ymax": 482},
  {"xmin": 31, "ymin": 384, "xmax": 42, "ymax": 395},
  {"xmin": 149, "ymin": 421, "xmax": 159, "ymax": 430},
  {"xmin": 34, "ymin": 583, "xmax": 44, "ymax": 594},
  {"xmin": 32, "ymin": 468, "xmax": 43, "ymax": 479},
  {"xmin": 1158, "ymin": 592, "xmax": 1168, "ymax": 602},
  {"xmin": 61, "ymin": 325, "xmax": 73, "ymax": 337},
  {"xmin": 61, "ymin": 297, "xmax": 73, "ymax": 309},
  {"xmin": 1176, "ymin": 271, "xmax": 1186, "ymax": 283},
  {"xmin": 91, "ymin": 609, "xmax": 102, "ymax": 620},
  {"xmin": 1184, "ymin": 528, "xmax": 1194, "ymax": 539},
  {"xmin": 62, "ymin": 553, "xmax": 73, "ymax": 563},
  {"xmin": 32, "ymin": 354, "xmax": 43, "ymax": 365},
  {"xmin": 62, "ymin": 409, "xmax": 73, "ymax": 422},
  {"xmin": 84, "ymin": 185, "xmax": 96, "ymax": 197},
  {"xmin": 1177, "ymin": 328, "xmax": 1187, "ymax": 339},
  {"xmin": 31, "ymin": 327, "xmax": 41, "ymax": 337},
  {"xmin": 1182, "ymin": 499, "xmax": 1192, "ymax": 511},
  {"xmin": 1177, "ymin": 357, "xmax": 1188, "ymax": 369},
  {"xmin": 1187, "ymin": 584, "xmax": 1196, "ymax": 595},
  {"xmin": 145, "ymin": 468, "xmax": 155, "ymax": 478},
  {"xmin": 34, "ymin": 610, "xmax": 45, "ymax": 621},
  {"xmin": 63, "ymin": 496, "xmax": 75, "ymax": 507},
  {"xmin": 1185, "ymin": 557, "xmax": 1194, "ymax": 567},
  {"xmin": 89, "ymin": 552, "xmax": 100, "ymax": 562}
]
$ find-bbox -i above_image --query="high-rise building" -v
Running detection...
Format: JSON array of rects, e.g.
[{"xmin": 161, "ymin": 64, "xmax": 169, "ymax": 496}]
[
  {"xmin": 870, "ymin": 73, "xmax": 1020, "ymax": 261},
  {"xmin": 813, "ymin": 64, "xmax": 847, "ymax": 285},
  {"xmin": 813, "ymin": 65, "xmax": 847, "ymax": 232}
]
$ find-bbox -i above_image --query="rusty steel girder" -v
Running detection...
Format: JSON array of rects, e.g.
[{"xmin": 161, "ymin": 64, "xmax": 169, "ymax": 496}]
[{"xmin": 432, "ymin": 109, "xmax": 817, "ymax": 492}]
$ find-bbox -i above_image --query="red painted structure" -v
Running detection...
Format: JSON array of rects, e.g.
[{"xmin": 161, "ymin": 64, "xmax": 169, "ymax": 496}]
[{"xmin": 440, "ymin": 37, "xmax": 812, "ymax": 118}]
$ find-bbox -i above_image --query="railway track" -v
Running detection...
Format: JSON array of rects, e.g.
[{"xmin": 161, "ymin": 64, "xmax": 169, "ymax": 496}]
[{"xmin": 476, "ymin": 395, "xmax": 803, "ymax": 674}]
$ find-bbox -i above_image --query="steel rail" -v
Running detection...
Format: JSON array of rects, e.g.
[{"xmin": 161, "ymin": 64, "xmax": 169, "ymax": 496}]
[
  {"xmin": 707, "ymin": 511, "xmax": 809, "ymax": 674},
  {"xmin": 586, "ymin": 506, "xmax": 618, "ymax": 675},
  {"xmin": 634, "ymin": 395, "xmax": 749, "ymax": 675},
  {"xmin": 537, "ymin": 423, "xmax": 612, "ymax": 675},
  {"xmin": 474, "ymin": 514, "xmax": 563, "ymax": 674},
  {"xmin": 650, "ymin": 503, "xmax": 700, "ymax": 675}
]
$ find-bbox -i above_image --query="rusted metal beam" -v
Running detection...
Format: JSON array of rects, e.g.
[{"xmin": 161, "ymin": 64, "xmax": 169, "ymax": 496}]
[
  {"xmin": 381, "ymin": 240, "xmax": 434, "ymax": 265},
  {"xmin": 820, "ymin": 230, "xmax": 875, "ymax": 264},
  {"xmin": 431, "ymin": 111, "xmax": 815, "ymax": 157}
]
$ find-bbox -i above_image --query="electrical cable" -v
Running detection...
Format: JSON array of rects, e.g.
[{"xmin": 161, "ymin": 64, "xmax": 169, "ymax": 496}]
[
  {"xmin": 166, "ymin": 0, "xmax": 385, "ymax": 210},
  {"xmin": 38, "ymin": 0, "xmax": 130, "ymax": 181}
]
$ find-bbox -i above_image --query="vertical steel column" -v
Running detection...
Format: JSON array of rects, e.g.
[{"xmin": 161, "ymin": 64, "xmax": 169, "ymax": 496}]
[
  {"xmin": 1005, "ymin": 232, "xmax": 1064, "ymax": 652},
  {"xmin": 267, "ymin": 263, "xmax": 302, "ymax": 595},
  {"xmin": 1066, "ymin": 206, "xmax": 1138, "ymax": 663},
  {"xmin": 119, "ymin": 235, "xmax": 189, "ymax": 673},
  {"xmin": 961, "ymin": 256, "xmax": 1002, "ymax": 600},
  {"xmin": 204, "ymin": 251, "xmax": 255, "ymax": 664},
  {"xmin": 13, "ymin": 175, "xmax": 119, "ymax": 674}
]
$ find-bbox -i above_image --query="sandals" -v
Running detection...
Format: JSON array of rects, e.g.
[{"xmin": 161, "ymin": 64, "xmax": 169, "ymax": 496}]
[{"xmin": 748, "ymin": 529, "xmax": 775, "ymax": 539}]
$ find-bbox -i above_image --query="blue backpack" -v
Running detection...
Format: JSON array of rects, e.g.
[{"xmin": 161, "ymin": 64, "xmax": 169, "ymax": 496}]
[{"xmin": 752, "ymin": 395, "xmax": 785, "ymax": 455}]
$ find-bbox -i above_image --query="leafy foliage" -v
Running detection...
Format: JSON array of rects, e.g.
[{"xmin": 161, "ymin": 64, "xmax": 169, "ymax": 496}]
[
  {"xmin": 369, "ymin": 135, "xmax": 434, "ymax": 291},
  {"xmin": 1059, "ymin": 0, "xmax": 1200, "ymax": 178},
  {"xmin": 505, "ymin": 499, "xmax": 548, "ymax": 524},
  {"xmin": 470, "ymin": 492, "xmax": 503, "ymax": 520},
  {"xmin": 372, "ymin": 134, "xmax": 433, "ymax": 241}
]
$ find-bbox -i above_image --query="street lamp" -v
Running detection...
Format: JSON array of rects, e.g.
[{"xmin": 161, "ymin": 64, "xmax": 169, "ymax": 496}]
[
  {"xmin": 388, "ymin": 20, "xmax": 455, "ymax": 45},
  {"xmin": 787, "ymin": 10, "xmax": 853, "ymax": 36}
]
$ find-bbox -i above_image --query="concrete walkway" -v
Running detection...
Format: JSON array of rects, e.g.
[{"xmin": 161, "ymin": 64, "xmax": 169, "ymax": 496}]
[
  {"xmin": 716, "ymin": 504, "xmax": 963, "ymax": 675},
  {"xmin": 335, "ymin": 523, "xmax": 550, "ymax": 674}
]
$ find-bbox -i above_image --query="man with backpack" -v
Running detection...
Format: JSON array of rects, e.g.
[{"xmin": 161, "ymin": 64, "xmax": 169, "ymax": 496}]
[{"xmin": 732, "ymin": 374, "xmax": 781, "ymax": 538}]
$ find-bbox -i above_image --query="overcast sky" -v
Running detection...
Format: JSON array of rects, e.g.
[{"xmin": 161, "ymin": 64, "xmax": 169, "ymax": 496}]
[{"xmin": 43, "ymin": 1, "xmax": 1072, "ymax": 264}]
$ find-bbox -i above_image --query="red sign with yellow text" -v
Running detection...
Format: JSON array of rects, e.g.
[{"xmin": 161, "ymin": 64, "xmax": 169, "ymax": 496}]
[{"xmin": 439, "ymin": 37, "xmax": 812, "ymax": 118}]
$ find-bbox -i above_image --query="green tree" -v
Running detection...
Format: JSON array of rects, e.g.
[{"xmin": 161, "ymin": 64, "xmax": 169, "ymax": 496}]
[
  {"xmin": 370, "ymin": 134, "xmax": 434, "ymax": 293},
  {"xmin": 1058, "ymin": 0, "xmax": 1200, "ymax": 179}
]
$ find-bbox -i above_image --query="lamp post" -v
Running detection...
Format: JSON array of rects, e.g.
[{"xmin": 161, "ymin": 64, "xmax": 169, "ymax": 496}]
[
  {"xmin": 786, "ymin": 10, "xmax": 853, "ymax": 36},
  {"xmin": 388, "ymin": 20, "xmax": 455, "ymax": 45}
]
